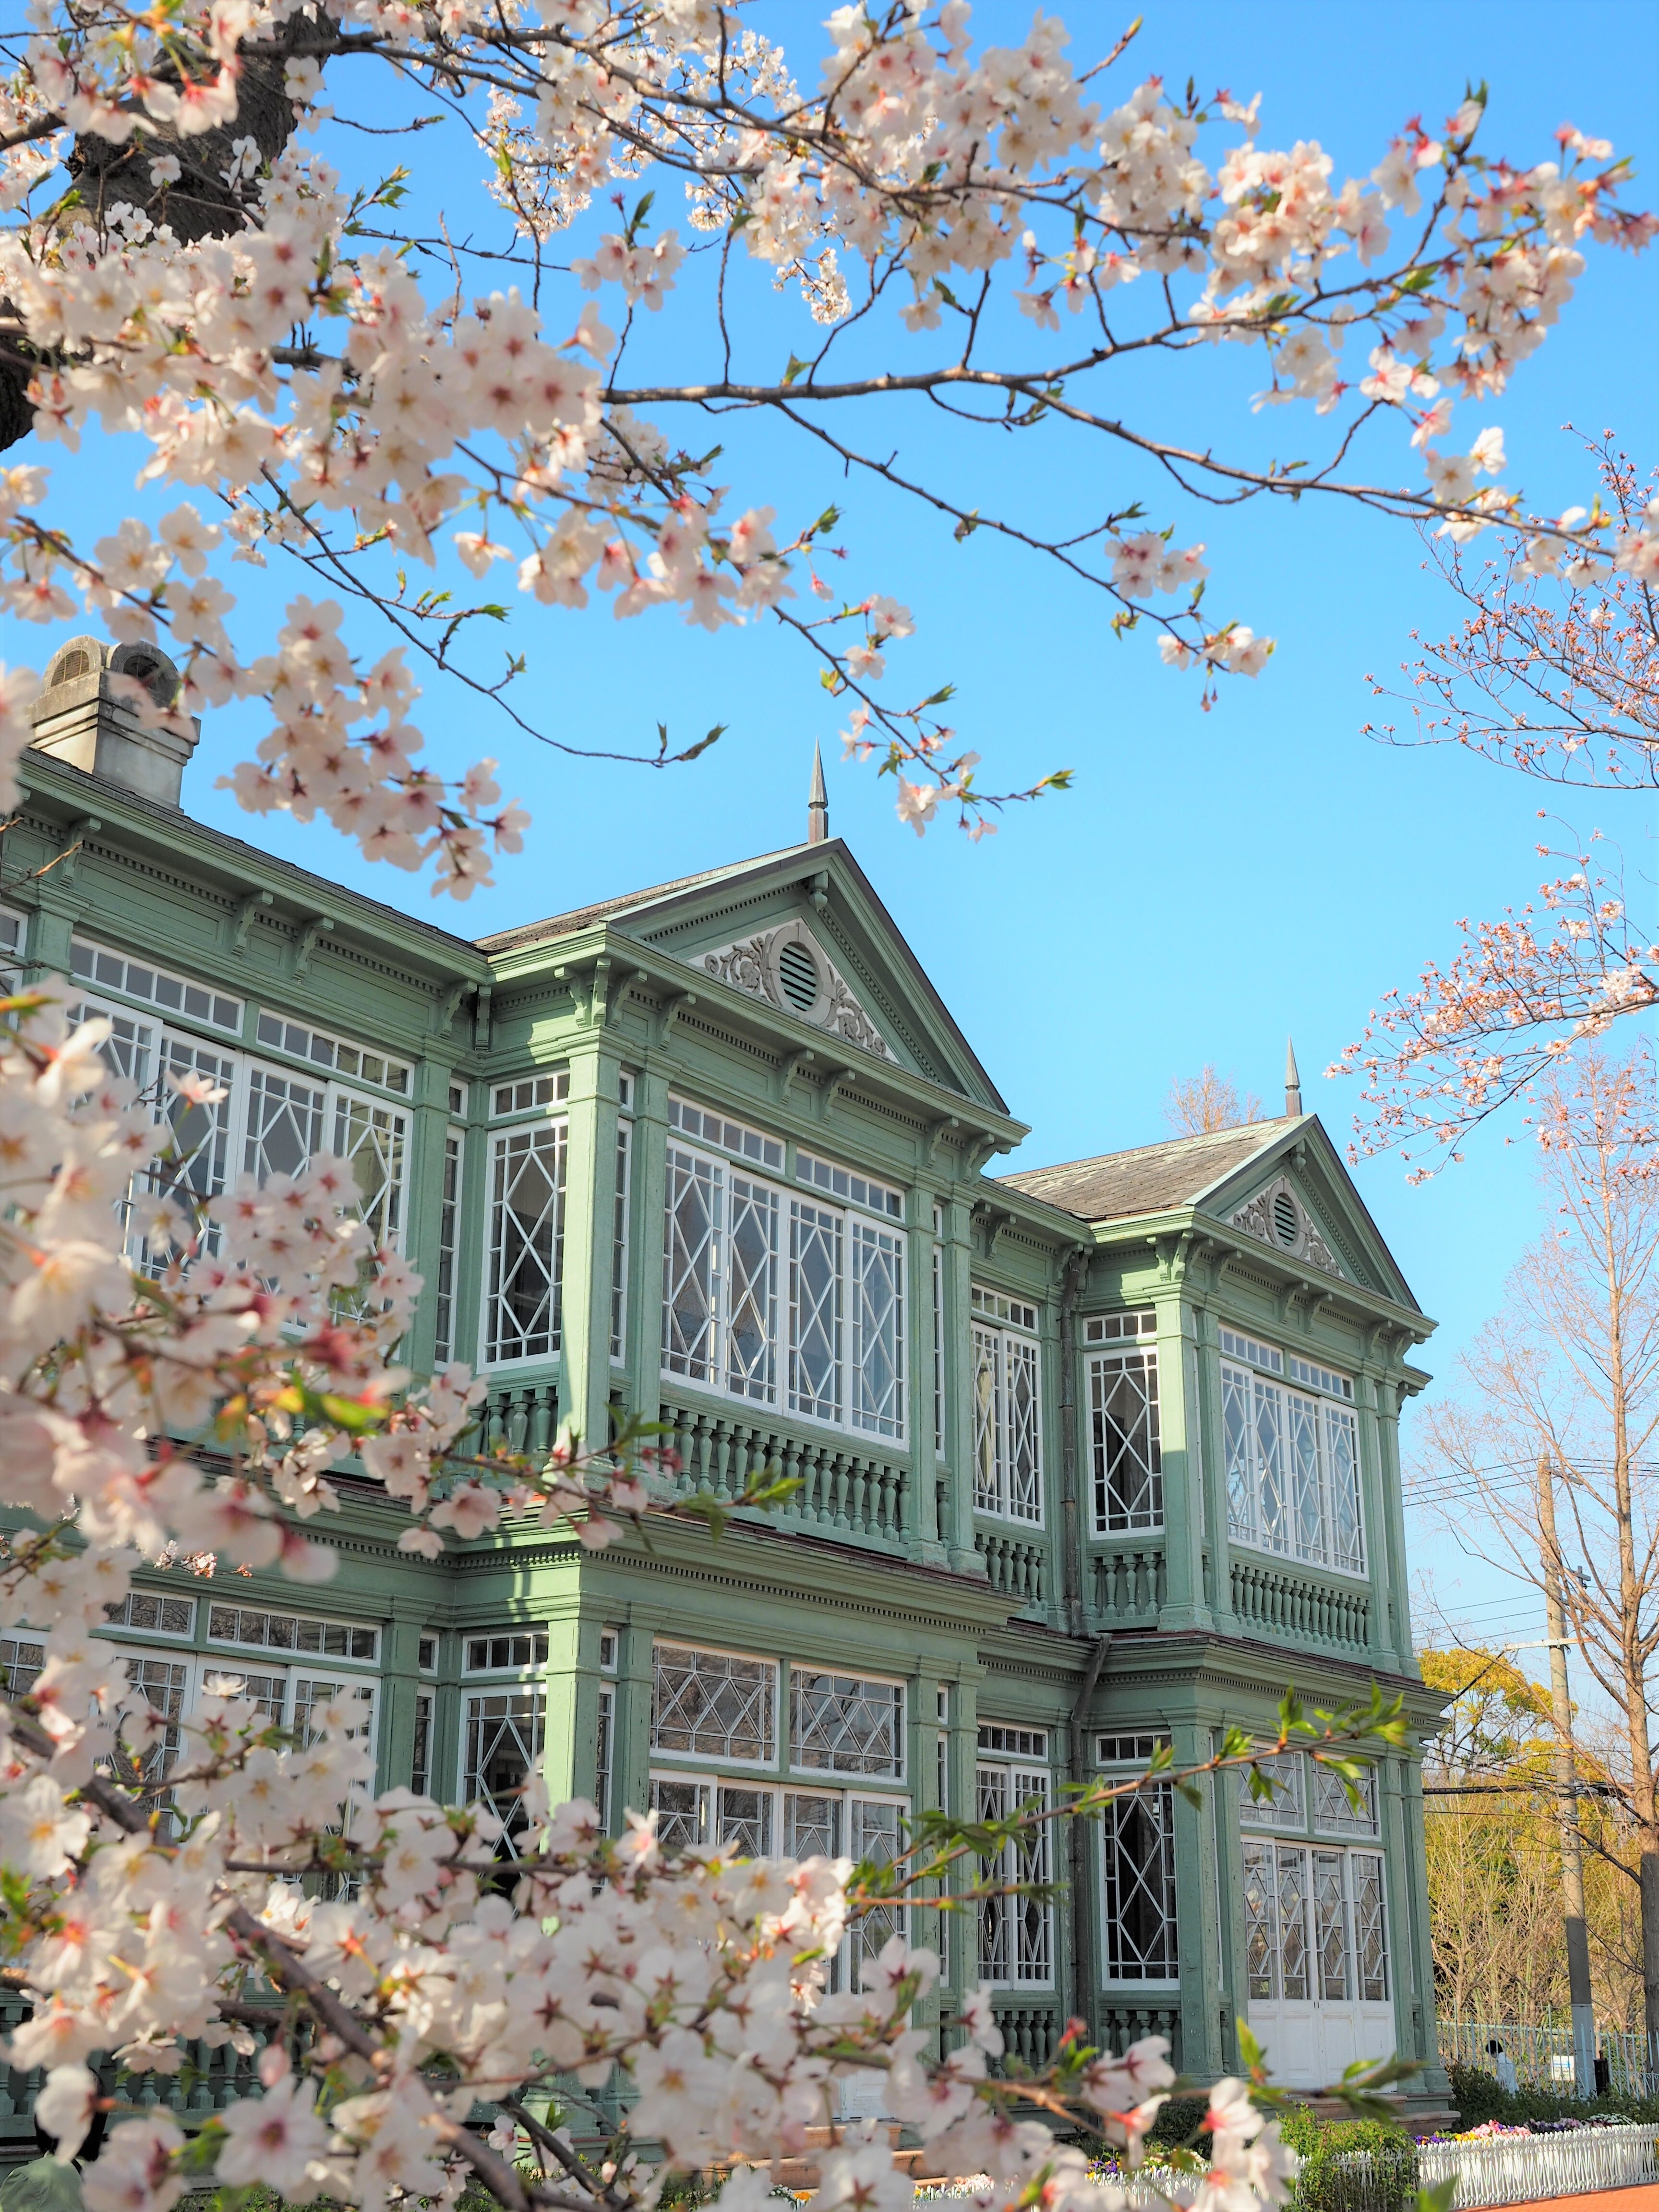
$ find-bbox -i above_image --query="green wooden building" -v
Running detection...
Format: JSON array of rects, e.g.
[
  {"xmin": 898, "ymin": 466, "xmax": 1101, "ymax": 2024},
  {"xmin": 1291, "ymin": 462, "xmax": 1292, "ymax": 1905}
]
[{"xmin": 0, "ymin": 643, "xmax": 1451, "ymax": 2112}]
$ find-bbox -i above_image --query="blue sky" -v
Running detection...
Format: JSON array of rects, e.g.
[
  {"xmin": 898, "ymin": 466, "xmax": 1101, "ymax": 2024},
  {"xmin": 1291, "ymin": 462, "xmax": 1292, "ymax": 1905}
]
[{"xmin": 7, "ymin": 0, "xmax": 1658, "ymax": 1663}]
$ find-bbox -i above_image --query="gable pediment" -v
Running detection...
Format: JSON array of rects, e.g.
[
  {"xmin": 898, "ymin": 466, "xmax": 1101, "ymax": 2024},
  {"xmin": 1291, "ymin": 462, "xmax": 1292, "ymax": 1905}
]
[
  {"xmin": 1229, "ymin": 1171, "xmax": 1349, "ymax": 1281},
  {"xmin": 696, "ymin": 917, "xmax": 891, "ymax": 1063}
]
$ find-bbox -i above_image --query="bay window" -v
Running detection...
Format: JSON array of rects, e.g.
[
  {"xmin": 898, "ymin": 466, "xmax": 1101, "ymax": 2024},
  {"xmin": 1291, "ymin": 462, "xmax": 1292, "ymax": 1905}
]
[
  {"xmin": 1222, "ymin": 1329, "xmax": 1364, "ymax": 1575},
  {"xmin": 661, "ymin": 1102, "xmax": 906, "ymax": 1441},
  {"xmin": 1242, "ymin": 1840, "xmax": 1388, "ymax": 2006}
]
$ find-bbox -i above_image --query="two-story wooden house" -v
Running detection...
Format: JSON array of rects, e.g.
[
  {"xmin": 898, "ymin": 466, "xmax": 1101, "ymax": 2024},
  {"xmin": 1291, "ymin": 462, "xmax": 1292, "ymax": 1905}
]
[{"xmin": 0, "ymin": 640, "xmax": 1451, "ymax": 2124}]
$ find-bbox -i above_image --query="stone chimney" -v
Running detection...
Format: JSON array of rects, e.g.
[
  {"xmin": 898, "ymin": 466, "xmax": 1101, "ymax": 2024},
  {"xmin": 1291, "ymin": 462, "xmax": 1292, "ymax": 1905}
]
[{"xmin": 28, "ymin": 636, "xmax": 200, "ymax": 806}]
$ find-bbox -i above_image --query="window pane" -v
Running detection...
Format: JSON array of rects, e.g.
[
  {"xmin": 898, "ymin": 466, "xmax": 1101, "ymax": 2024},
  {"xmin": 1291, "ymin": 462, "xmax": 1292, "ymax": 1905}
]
[
  {"xmin": 1312, "ymin": 1761, "xmax": 1378, "ymax": 1837},
  {"xmin": 610, "ymin": 1121, "xmax": 631, "ymax": 1364},
  {"xmin": 1313, "ymin": 1850, "xmax": 1348, "ymax": 2000},
  {"xmin": 333, "ymin": 1093, "xmax": 408, "ymax": 1250},
  {"xmin": 1352, "ymin": 1852, "xmax": 1389, "ymax": 2002},
  {"xmin": 1288, "ymin": 1393, "xmax": 1322, "ymax": 1561},
  {"xmin": 1005, "ymin": 1337, "xmax": 1041, "ymax": 1523},
  {"xmin": 434, "ymin": 1130, "xmax": 462, "ymax": 1365},
  {"xmin": 1254, "ymin": 1377, "xmax": 1289, "ymax": 1552},
  {"xmin": 464, "ymin": 1688, "xmax": 544, "ymax": 1836},
  {"xmin": 716, "ymin": 1785, "xmax": 773, "ymax": 1858},
  {"xmin": 1012, "ymin": 1766, "xmax": 1051, "ymax": 1983},
  {"xmin": 651, "ymin": 1777, "xmax": 707, "ymax": 1855},
  {"xmin": 976, "ymin": 1764, "xmax": 1009, "ymax": 1983},
  {"xmin": 1102, "ymin": 1781, "xmax": 1178, "ymax": 1981},
  {"xmin": 1091, "ymin": 1349, "xmax": 1162, "ymax": 1533},
  {"xmin": 650, "ymin": 1644, "xmax": 776, "ymax": 1763},
  {"xmin": 783, "ymin": 1791, "xmax": 841, "ymax": 1859},
  {"xmin": 788, "ymin": 1199, "xmax": 841, "ymax": 1420},
  {"xmin": 850, "ymin": 1220, "xmax": 905, "ymax": 1440},
  {"xmin": 488, "ymin": 1122, "xmax": 566, "ymax": 1362},
  {"xmin": 663, "ymin": 1146, "xmax": 720, "ymax": 1383},
  {"xmin": 726, "ymin": 1176, "xmax": 779, "ymax": 1402},
  {"xmin": 1223, "ymin": 1362, "xmax": 1254, "ymax": 1544},
  {"xmin": 1276, "ymin": 1846, "xmax": 1311, "ymax": 2000},
  {"xmin": 973, "ymin": 1326, "xmax": 1001, "ymax": 1515},
  {"xmin": 850, "ymin": 1798, "xmax": 904, "ymax": 1972},
  {"xmin": 1325, "ymin": 1404, "xmax": 1365, "ymax": 1573},
  {"xmin": 791, "ymin": 1670, "xmax": 903, "ymax": 1778},
  {"xmin": 1238, "ymin": 1752, "xmax": 1305, "ymax": 1832},
  {"xmin": 1242, "ymin": 1840, "xmax": 1276, "ymax": 2000},
  {"xmin": 245, "ymin": 1065, "xmax": 326, "ymax": 1183}
]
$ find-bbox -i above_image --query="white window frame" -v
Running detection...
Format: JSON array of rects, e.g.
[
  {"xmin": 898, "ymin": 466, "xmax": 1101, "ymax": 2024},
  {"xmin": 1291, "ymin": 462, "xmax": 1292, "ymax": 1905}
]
[
  {"xmin": 611, "ymin": 1114, "xmax": 632, "ymax": 1364},
  {"xmin": 649, "ymin": 1640, "xmax": 779, "ymax": 1769},
  {"xmin": 1089, "ymin": 1344, "xmax": 1162, "ymax": 1534},
  {"xmin": 433, "ymin": 1126, "xmax": 464, "ymax": 1366},
  {"xmin": 252, "ymin": 1009, "xmax": 411, "ymax": 1097},
  {"xmin": 70, "ymin": 935, "xmax": 242, "ymax": 1034},
  {"xmin": 976, "ymin": 1735, "xmax": 1053, "ymax": 1988},
  {"xmin": 1241, "ymin": 1838, "xmax": 1389, "ymax": 2007},
  {"xmin": 1238, "ymin": 1750, "xmax": 1307, "ymax": 1832},
  {"xmin": 1098, "ymin": 1746, "xmax": 1179, "ymax": 1989},
  {"xmin": 661, "ymin": 1136, "xmax": 906, "ymax": 1443},
  {"xmin": 482, "ymin": 1116, "xmax": 568, "ymax": 1367},
  {"xmin": 461, "ymin": 1682, "xmax": 545, "ymax": 1830},
  {"xmin": 973, "ymin": 1306, "xmax": 1043, "ymax": 1526},
  {"xmin": 788, "ymin": 1664, "xmax": 905, "ymax": 1780},
  {"xmin": 1223, "ymin": 1349, "xmax": 1365, "ymax": 1577}
]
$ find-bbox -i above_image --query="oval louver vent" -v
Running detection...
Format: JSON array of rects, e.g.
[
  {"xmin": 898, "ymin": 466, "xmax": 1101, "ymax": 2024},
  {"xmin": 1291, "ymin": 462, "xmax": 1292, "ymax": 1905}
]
[
  {"xmin": 778, "ymin": 939, "xmax": 819, "ymax": 1011},
  {"xmin": 1273, "ymin": 1189, "xmax": 1299, "ymax": 1248}
]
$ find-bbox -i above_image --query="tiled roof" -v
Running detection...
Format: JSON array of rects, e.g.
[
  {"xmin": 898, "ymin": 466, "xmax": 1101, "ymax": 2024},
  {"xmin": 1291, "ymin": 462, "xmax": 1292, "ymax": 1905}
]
[
  {"xmin": 474, "ymin": 845, "xmax": 808, "ymax": 954},
  {"xmin": 998, "ymin": 1116, "xmax": 1300, "ymax": 1222}
]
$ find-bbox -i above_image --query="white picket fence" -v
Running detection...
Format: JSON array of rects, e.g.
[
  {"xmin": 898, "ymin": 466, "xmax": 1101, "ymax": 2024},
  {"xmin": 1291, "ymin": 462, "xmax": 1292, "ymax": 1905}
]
[
  {"xmin": 1439, "ymin": 2016, "xmax": 1658, "ymax": 2099},
  {"xmin": 1414, "ymin": 2122, "xmax": 1659, "ymax": 2207}
]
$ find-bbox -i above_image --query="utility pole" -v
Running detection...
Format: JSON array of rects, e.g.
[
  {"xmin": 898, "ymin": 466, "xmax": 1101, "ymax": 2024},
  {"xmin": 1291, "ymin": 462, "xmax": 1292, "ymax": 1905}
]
[{"xmin": 1539, "ymin": 1452, "xmax": 1598, "ymax": 2098}]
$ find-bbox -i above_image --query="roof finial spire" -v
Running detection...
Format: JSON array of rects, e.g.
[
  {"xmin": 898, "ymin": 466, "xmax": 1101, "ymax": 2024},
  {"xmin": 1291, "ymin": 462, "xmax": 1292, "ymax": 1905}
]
[
  {"xmin": 807, "ymin": 739, "xmax": 829, "ymax": 845},
  {"xmin": 1285, "ymin": 1035, "xmax": 1303, "ymax": 1117}
]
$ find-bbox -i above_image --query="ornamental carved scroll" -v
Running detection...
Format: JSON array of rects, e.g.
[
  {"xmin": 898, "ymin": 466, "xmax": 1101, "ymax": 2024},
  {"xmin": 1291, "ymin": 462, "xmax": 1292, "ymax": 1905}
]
[
  {"xmin": 699, "ymin": 922, "xmax": 890, "ymax": 1059},
  {"xmin": 1231, "ymin": 1176, "xmax": 1343, "ymax": 1278}
]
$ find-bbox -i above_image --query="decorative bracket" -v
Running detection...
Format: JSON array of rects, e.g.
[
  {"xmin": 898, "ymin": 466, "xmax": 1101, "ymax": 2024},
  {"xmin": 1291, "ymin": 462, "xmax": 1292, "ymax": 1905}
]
[
  {"xmin": 655, "ymin": 988, "xmax": 696, "ymax": 1048},
  {"xmin": 821, "ymin": 1064, "xmax": 859, "ymax": 1116},
  {"xmin": 48, "ymin": 814, "xmax": 100, "ymax": 887},
  {"xmin": 232, "ymin": 889, "xmax": 273, "ymax": 955},
  {"xmin": 777, "ymin": 1046, "xmax": 816, "ymax": 1103},
  {"xmin": 963, "ymin": 1131, "xmax": 1000, "ymax": 1178},
  {"xmin": 807, "ymin": 867, "xmax": 830, "ymax": 916},
  {"xmin": 926, "ymin": 1114, "xmax": 961, "ymax": 1173},
  {"xmin": 586, "ymin": 954, "xmax": 613, "ymax": 1030},
  {"xmin": 293, "ymin": 914, "xmax": 334, "ymax": 978},
  {"xmin": 472, "ymin": 982, "xmax": 493, "ymax": 1052},
  {"xmin": 433, "ymin": 978, "xmax": 471, "ymax": 1037}
]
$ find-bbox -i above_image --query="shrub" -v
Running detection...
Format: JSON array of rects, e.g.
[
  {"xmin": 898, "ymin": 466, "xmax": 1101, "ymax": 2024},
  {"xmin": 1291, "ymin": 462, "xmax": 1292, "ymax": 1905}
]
[{"xmin": 1277, "ymin": 2112, "xmax": 1418, "ymax": 2212}]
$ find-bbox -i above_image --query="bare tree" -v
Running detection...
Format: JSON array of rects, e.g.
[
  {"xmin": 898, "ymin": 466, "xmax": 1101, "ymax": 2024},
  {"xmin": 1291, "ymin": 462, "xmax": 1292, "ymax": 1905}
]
[
  {"xmin": 1164, "ymin": 1065, "xmax": 1263, "ymax": 1135},
  {"xmin": 1416, "ymin": 1047, "xmax": 1659, "ymax": 2048}
]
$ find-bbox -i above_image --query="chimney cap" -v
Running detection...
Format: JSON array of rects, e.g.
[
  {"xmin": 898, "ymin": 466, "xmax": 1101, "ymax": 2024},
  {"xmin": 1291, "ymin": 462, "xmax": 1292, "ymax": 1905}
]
[{"xmin": 29, "ymin": 637, "xmax": 199, "ymax": 807}]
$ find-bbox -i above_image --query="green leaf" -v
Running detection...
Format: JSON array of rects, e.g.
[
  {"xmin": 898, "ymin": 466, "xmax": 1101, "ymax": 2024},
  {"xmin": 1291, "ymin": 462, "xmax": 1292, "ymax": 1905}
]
[
  {"xmin": 953, "ymin": 509, "xmax": 980, "ymax": 542},
  {"xmin": 782, "ymin": 354, "xmax": 811, "ymax": 386}
]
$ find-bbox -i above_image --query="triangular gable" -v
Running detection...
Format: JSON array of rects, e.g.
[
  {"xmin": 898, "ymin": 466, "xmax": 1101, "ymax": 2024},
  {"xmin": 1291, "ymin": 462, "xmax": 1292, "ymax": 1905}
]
[
  {"xmin": 509, "ymin": 838, "xmax": 1007, "ymax": 1112},
  {"xmin": 1193, "ymin": 1116, "xmax": 1421, "ymax": 1312}
]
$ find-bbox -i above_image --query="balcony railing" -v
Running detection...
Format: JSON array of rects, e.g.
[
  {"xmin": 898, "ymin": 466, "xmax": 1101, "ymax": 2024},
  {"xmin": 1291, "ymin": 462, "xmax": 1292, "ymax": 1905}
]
[
  {"xmin": 1229, "ymin": 1556, "xmax": 1370, "ymax": 1649},
  {"xmin": 991, "ymin": 1997, "xmax": 1061, "ymax": 2071},
  {"xmin": 659, "ymin": 1399, "xmax": 910, "ymax": 1546},
  {"xmin": 1094, "ymin": 1542, "xmax": 1166, "ymax": 1624},
  {"xmin": 1100, "ymin": 1998, "xmax": 1182, "ymax": 2068},
  {"xmin": 975, "ymin": 1529, "xmax": 1046, "ymax": 1604}
]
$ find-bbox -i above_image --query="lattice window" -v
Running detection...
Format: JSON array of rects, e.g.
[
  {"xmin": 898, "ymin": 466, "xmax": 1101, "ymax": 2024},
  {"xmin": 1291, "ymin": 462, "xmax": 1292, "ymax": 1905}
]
[
  {"xmin": 650, "ymin": 1643, "xmax": 776, "ymax": 1764},
  {"xmin": 465, "ymin": 1688, "xmax": 544, "ymax": 1832},
  {"xmin": 208, "ymin": 1606, "xmax": 376, "ymax": 1660},
  {"xmin": 850, "ymin": 1797, "xmax": 905, "ymax": 1971},
  {"xmin": 71, "ymin": 938, "xmax": 241, "ymax": 1032},
  {"xmin": 487, "ymin": 1120, "xmax": 566, "ymax": 1363},
  {"xmin": 1101, "ymin": 1779, "xmax": 1178, "ymax": 1984},
  {"xmin": 784, "ymin": 1790, "xmax": 841, "ymax": 1858},
  {"xmin": 1238, "ymin": 1751, "xmax": 1305, "ymax": 1832},
  {"xmin": 789, "ymin": 1198, "xmax": 841, "ymax": 1421},
  {"xmin": 0, "ymin": 1635, "xmax": 44, "ymax": 1695},
  {"xmin": 334, "ymin": 1093, "xmax": 408, "ymax": 1250},
  {"xmin": 434, "ymin": 1129, "xmax": 463, "ymax": 1366},
  {"xmin": 716, "ymin": 1784, "xmax": 772, "ymax": 1857},
  {"xmin": 850, "ymin": 1219, "xmax": 904, "ymax": 1439},
  {"xmin": 725, "ymin": 1175, "xmax": 780, "ymax": 1401},
  {"xmin": 651, "ymin": 1776, "xmax": 708, "ymax": 1854},
  {"xmin": 140, "ymin": 1034, "xmax": 236, "ymax": 1258},
  {"xmin": 611, "ymin": 1119, "xmax": 631, "ymax": 1364},
  {"xmin": 932, "ymin": 1238, "xmax": 945, "ymax": 1457},
  {"xmin": 596, "ymin": 1684, "xmax": 614, "ymax": 1828},
  {"xmin": 244, "ymin": 1065, "xmax": 325, "ymax": 1185},
  {"xmin": 973, "ymin": 1323, "xmax": 1044, "ymax": 1525},
  {"xmin": 1224, "ymin": 1359, "xmax": 1367, "ymax": 1577},
  {"xmin": 202, "ymin": 1666, "xmax": 288, "ymax": 1725},
  {"xmin": 1242, "ymin": 1840, "xmax": 1275, "ymax": 2000},
  {"xmin": 1351, "ymin": 1851, "xmax": 1389, "ymax": 2001},
  {"xmin": 113, "ymin": 1654, "xmax": 189, "ymax": 1794},
  {"xmin": 1313, "ymin": 1849, "xmax": 1348, "ymax": 2000},
  {"xmin": 105, "ymin": 1592, "xmax": 195, "ymax": 1636},
  {"xmin": 663, "ymin": 1144, "xmax": 719, "ymax": 1384},
  {"xmin": 791, "ymin": 1669, "xmax": 903, "ymax": 1778},
  {"xmin": 976, "ymin": 1759, "xmax": 1052, "ymax": 1986},
  {"xmin": 1312, "ymin": 1761, "xmax": 1378, "ymax": 1837},
  {"xmin": 411, "ymin": 1690, "xmax": 433, "ymax": 1798},
  {"xmin": 293, "ymin": 1678, "xmax": 376, "ymax": 1752},
  {"xmin": 1090, "ymin": 1348, "xmax": 1162, "ymax": 1533},
  {"xmin": 1276, "ymin": 1846, "xmax": 1311, "ymax": 1999}
]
